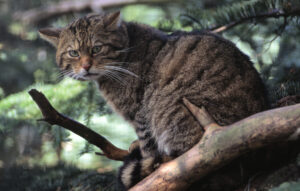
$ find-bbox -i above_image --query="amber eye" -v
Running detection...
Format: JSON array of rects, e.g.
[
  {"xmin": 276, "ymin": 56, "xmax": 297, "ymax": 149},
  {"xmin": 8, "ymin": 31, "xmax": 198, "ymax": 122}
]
[
  {"xmin": 68, "ymin": 50, "xmax": 79, "ymax": 57},
  {"xmin": 92, "ymin": 46, "xmax": 102, "ymax": 54}
]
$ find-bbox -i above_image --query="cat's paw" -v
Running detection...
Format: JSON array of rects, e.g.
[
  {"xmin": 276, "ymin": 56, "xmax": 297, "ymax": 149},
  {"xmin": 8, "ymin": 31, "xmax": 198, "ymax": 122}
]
[{"xmin": 129, "ymin": 139, "xmax": 140, "ymax": 153}]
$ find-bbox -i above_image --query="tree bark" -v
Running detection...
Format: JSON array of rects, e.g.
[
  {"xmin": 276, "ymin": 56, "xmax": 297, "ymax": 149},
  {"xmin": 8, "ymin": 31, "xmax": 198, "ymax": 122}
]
[
  {"xmin": 28, "ymin": 89, "xmax": 129, "ymax": 161},
  {"xmin": 29, "ymin": 88, "xmax": 300, "ymax": 190},
  {"xmin": 129, "ymin": 100, "xmax": 300, "ymax": 191}
]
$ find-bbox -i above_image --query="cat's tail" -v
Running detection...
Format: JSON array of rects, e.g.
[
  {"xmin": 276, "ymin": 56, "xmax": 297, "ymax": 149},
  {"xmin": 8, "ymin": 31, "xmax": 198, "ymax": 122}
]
[{"xmin": 118, "ymin": 147, "xmax": 161, "ymax": 190}]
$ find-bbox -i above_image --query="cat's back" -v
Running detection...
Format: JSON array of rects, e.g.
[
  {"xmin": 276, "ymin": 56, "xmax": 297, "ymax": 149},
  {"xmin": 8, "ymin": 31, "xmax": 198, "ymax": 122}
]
[
  {"xmin": 146, "ymin": 31, "xmax": 268, "ymax": 126},
  {"xmin": 155, "ymin": 31, "xmax": 255, "ymax": 88}
]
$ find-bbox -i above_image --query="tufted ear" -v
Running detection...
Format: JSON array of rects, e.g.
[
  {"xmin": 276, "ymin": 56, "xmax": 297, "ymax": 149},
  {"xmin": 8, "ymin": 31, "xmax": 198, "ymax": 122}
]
[
  {"xmin": 104, "ymin": 11, "xmax": 122, "ymax": 31},
  {"xmin": 38, "ymin": 28, "xmax": 62, "ymax": 47}
]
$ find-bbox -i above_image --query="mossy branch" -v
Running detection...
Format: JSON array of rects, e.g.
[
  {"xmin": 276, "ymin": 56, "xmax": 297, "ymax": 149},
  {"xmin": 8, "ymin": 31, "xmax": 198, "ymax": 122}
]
[
  {"xmin": 129, "ymin": 99, "xmax": 300, "ymax": 191},
  {"xmin": 28, "ymin": 88, "xmax": 129, "ymax": 161}
]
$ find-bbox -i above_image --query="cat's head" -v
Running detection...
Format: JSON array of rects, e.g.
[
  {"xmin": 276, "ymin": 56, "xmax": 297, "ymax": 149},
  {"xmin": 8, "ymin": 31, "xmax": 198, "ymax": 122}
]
[{"xmin": 39, "ymin": 12, "xmax": 130, "ymax": 80}]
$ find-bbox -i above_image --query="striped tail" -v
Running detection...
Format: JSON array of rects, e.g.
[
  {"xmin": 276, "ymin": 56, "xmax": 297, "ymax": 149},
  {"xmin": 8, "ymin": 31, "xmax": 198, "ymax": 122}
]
[{"xmin": 118, "ymin": 147, "xmax": 160, "ymax": 190}]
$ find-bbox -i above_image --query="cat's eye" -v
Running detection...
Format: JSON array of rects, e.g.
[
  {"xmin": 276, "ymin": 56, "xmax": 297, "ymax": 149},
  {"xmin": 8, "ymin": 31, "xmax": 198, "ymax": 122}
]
[
  {"xmin": 69, "ymin": 50, "xmax": 79, "ymax": 57},
  {"xmin": 92, "ymin": 46, "xmax": 102, "ymax": 54}
]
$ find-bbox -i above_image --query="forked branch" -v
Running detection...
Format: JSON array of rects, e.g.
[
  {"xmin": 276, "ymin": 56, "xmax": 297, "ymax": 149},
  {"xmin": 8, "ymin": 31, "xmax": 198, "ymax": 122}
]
[
  {"xmin": 28, "ymin": 89, "xmax": 128, "ymax": 161},
  {"xmin": 129, "ymin": 99, "xmax": 300, "ymax": 191},
  {"xmin": 183, "ymin": 97, "xmax": 216, "ymax": 129},
  {"xmin": 29, "ymin": 89, "xmax": 300, "ymax": 190}
]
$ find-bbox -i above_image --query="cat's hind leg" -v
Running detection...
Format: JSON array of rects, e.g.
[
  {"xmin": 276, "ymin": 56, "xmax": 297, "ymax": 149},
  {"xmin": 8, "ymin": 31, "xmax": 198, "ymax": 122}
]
[{"xmin": 153, "ymin": 103, "xmax": 204, "ymax": 157}]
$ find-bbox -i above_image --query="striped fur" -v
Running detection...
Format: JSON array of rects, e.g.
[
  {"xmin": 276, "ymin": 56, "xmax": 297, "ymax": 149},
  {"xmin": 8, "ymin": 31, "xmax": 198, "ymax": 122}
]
[
  {"xmin": 118, "ymin": 147, "xmax": 161, "ymax": 190},
  {"xmin": 39, "ymin": 12, "xmax": 268, "ymax": 190}
]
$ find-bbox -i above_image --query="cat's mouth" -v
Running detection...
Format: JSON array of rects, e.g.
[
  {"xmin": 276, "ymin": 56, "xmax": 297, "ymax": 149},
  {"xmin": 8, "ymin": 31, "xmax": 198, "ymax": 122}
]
[
  {"xmin": 78, "ymin": 72, "xmax": 101, "ymax": 81},
  {"xmin": 84, "ymin": 72, "xmax": 99, "ymax": 77}
]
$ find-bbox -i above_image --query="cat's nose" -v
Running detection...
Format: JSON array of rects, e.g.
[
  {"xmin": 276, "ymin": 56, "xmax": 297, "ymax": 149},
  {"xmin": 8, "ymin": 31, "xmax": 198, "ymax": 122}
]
[
  {"xmin": 82, "ymin": 63, "xmax": 92, "ymax": 71},
  {"xmin": 81, "ymin": 56, "xmax": 92, "ymax": 71}
]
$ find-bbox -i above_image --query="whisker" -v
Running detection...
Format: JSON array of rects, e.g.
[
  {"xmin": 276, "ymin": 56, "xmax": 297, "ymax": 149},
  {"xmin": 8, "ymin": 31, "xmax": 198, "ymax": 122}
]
[
  {"xmin": 96, "ymin": 68, "xmax": 126, "ymax": 81},
  {"xmin": 58, "ymin": 70, "xmax": 72, "ymax": 75},
  {"xmin": 106, "ymin": 71, "xmax": 128, "ymax": 86},
  {"xmin": 103, "ymin": 72, "xmax": 124, "ymax": 86},
  {"xmin": 102, "ymin": 62, "xmax": 131, "ymax": 66},
  {"xmin": 102, "ymin": 72, "xmax": 119, "ymax": 85},
  {"xmin": 53, "ymin": 72, "xmax": 64, "ymax": 80},
  {"xmin": 61, "ymin": 71, "xmax": 73, "ymax": 77},
  {"xmin": 52, "ymin": 70, "xmax": 74, "ymax": 83},
  {"xmin": 61, "ymin": 71, "xmax": 73, "ymax": 78},
  {"xmin": 103, "ymin": 70, "xmax": 128, "ymax": 86},
  {"xmin": 68, "ymin": 72, "xmax": 77, "ymax": 79},
  {"xmin": 104, "ymin": 65, "xmax": 139, "ymax": 78}
]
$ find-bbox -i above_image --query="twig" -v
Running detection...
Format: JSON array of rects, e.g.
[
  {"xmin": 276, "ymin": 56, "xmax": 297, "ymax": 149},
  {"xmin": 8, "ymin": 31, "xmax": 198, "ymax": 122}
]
[
  {"xmin": 180, "ymin": 14, "xmax": 201, "ymax": 25},
  {"xmin": 211, "ymin": 8, "xmax": 300, "ymax": 33},
  {"xmin": 28, "ymin": 88, "xmax": 129, "ymax": 161}
]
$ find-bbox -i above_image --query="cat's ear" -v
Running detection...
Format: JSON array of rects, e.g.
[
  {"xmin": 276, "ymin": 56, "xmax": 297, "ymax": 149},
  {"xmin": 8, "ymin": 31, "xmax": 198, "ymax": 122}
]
[
  {"xmin": 104, "ymin": 11, "xmax": 122, "ymax": 31},
  {"xmin": 38, "ymin": 28, "xmax": 62, "ymax": 47}
]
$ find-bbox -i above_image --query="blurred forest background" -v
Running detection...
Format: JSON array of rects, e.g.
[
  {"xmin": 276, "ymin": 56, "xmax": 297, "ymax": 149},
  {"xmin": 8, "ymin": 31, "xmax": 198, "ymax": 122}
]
[{"xmin": 0, "ymin": 0, "xmax": 300, "ymax": 190}]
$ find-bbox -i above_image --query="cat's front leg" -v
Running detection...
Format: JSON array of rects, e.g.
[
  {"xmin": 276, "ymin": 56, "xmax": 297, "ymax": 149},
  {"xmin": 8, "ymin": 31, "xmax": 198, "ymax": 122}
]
[
  {"xmin": 129, "ymin": 139, "xmax": 140, "ymax": 153},
  {"xmin": 118, "ymin": 122, "xmax": 159, "ymax": 190}
]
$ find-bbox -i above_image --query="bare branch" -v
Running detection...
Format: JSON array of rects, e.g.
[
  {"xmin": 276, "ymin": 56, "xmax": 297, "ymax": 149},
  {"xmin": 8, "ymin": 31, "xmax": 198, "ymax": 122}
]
[
  {"xmin": 28, "ymin": 88, "xmax": 300, "ymax": 190},
  {"xmin": 14, "ymin": 0, "xmax": 180, "ymax": 25},
  {"xmin": 183, "ymin": 97, "xmax": 216, "ymax": 130},
  {"xmin": 28, "ymin": 89, "xmax": 129, "ymax": 161},
  {"xmin": 130, "ymin": 102, "xmax": 300, "ymax": 191}
]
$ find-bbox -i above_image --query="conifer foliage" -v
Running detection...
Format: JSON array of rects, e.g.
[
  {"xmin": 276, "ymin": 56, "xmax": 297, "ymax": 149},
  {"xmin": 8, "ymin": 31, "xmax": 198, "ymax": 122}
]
[
  {"xmin": 1, "ymin": 0, "xmax": 300, "ymax": 190},
  {"xmin": 182, "ymin": 0, "xmax": 300, "ymax": 32},
  {"xmin": 181, "ymin": 0, "xmax": 300, "ymax": 103}
]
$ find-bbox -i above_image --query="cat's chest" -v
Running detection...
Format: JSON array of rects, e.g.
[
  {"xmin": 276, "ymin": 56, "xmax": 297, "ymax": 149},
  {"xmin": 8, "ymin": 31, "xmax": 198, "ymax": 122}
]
[
  {"xmin": 97, "ymin": 80, "xmax": 147, "ymax": 124},
  {"xmin": 133, "ymin": 83, "xmax": 160, "ymax": 124}
]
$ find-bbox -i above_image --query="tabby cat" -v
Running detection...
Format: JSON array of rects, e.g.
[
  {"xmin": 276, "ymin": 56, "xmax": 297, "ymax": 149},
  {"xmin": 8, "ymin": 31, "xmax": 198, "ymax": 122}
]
[{"xmin": 39, "ymin": 11, "xmax": 268, "ymax": 190}]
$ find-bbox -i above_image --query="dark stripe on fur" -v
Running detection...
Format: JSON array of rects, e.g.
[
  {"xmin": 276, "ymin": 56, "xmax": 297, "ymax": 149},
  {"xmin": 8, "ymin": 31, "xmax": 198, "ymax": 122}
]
[
  {"xmin": 130, "ymin": 159, "xmax": 141, "ymax": 188},
  {"xmin": 118, "ymin": 147, "xmax": 142, "ymax": 190},
  {"xmin": 64, "ymin": 64, "xmax": 70, "ymax": 71},
  {"xmin": 138, "ymin": 131, "xmax": 152, "ymax": 140},
  {"xmin": 142, "ymin": 137, "xmax": 157, "ymax": 151}
]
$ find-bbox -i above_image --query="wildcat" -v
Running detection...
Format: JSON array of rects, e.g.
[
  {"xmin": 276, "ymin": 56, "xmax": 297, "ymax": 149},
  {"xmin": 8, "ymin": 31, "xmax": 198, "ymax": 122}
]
[{"xmin": 39, "ymin": 11, "xmax": 268, "ymax": 190}]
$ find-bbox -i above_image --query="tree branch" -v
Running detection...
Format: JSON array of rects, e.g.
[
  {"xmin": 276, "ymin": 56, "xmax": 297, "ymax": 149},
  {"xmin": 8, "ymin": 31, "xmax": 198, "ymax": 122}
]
[
  {"xmin": 182, "ymin": 97, "xmax": 216, "ymax": 130},
  {"xmin": 29, "ymin": 88, "xmax": 300, "ymax": 190},
  {"xmin": 28, "ymin": 88, "xmax": 128, "ymax": 161},
  {"xmin": 211, "ymin": 7, "xmax": 300, "ymax": 33},
  {"xmin": 14, "ymin": 0, "xmax": 179, "ymax": 25},
  {"xmin": 129, "ymin": 100, "xmax": 300, "ymax": 191}
]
